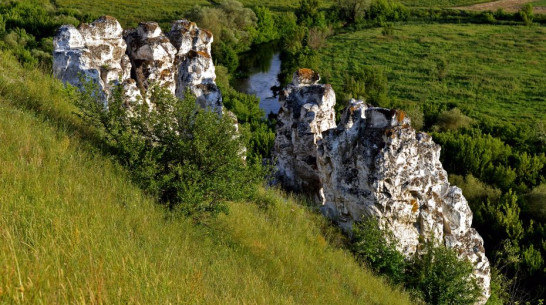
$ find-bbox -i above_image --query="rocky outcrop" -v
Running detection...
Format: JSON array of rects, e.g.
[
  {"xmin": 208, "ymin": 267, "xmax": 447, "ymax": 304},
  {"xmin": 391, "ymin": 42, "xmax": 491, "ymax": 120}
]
[
  {"xmin": 273, "ymin": 69, "xmax": 336, "ymax": 197},
  {"xmin": 53, "ymin": 16, "xmax": 133, "ymax": 102},
  {"xmin": 53, "ymin": 16, "xmax": 222, "ymax": 112},
  {"xmin": 317, "ymin": 99, "xmax": 490, "ymax": 302},
  {"xmin": 124, "ymin": 22, "xmax": 177, "ymax": 95},
  {"xmin": 273, "ymin": 71, "xmax": 491, "ymax": 303}
]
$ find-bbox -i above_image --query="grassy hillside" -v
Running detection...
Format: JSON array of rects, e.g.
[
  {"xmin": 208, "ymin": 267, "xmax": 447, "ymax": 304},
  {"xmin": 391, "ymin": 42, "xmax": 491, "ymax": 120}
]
[
  {"xmin": 0, "ymin": 50, "xmax": 412, "ymax": 304},
  {"xmin": 317, "ymin": 24, "xmax": 546, "ymax": 127}
]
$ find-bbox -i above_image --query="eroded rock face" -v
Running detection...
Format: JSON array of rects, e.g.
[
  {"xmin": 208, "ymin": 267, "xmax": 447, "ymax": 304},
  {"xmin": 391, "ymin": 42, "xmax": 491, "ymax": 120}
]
[
  {"xmin": 124, "ymin": 22, "xmax": 177, "ymax": 95},
  {"xmin": 168, "ymin": 20, "xmax": 222, "ymax": 114},
  {"xmin": 316, "ymin": 99, "xmax": 490, "ymax": 303},
  {"xmin": 273, "ymin": 69, "xmax": 336, "ymax": 197},
  {"xmin": 53, "ymin": 16, "xmax": 132, "ymax": 101},
  {"xmin": 53, "ymin": 16, "xmax": 222, "ymax": 112}
]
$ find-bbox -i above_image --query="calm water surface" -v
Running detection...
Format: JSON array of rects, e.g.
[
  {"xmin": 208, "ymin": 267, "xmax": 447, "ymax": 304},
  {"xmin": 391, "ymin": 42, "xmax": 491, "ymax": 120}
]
[{"xmin": 234, "ymin": 43, "xmax": 282, "ymax": 116}]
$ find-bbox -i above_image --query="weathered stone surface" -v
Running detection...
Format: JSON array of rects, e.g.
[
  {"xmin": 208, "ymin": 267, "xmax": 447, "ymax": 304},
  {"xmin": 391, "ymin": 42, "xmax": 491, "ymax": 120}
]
[
  {"xmin": 53, "ymin": 16, "xmax": 131, "ymax": 101},
  {"xmin": 316, "ymin": 99, "xmax": 491, "ymax": 303},
  {"xmin": 273, "ymin": 69, "xmax": 336, "ymax": 197},
  {"xmin": 168, "ymin": 20, "xmax": 222, "ymax": 114},
  {"xmin": 124, "ymin": 22, "xmax": 177, "ymax": 94},
  {"xmin": 53, "ymin": 16, "xmax": 223, "ymax": 113},
  {"xmin": 167, "ymin": 20, "xmax": 213, "ymax": 55}
]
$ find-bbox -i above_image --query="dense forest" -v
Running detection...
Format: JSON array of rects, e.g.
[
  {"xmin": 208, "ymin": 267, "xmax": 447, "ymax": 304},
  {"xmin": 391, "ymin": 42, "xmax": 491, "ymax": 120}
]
[{"xmin": 1, "ymin": 0, "xmax": 545, "ymax": 303}]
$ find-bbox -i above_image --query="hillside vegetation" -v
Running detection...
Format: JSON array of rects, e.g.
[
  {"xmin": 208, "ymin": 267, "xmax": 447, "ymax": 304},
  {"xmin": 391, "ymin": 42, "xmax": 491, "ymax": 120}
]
[
  {"xmin": 0, "ymin": 50, "xmax": 413, "ymax": 304},
  {"xmin": 317, "ymin": 24, "xmax": 546, "ymax": 126}
]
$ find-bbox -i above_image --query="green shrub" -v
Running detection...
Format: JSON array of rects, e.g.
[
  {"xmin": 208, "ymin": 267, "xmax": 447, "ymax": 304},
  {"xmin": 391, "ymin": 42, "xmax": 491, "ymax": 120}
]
[
  {"xmin": 368, "ymin": 0, "xmax": 409, "ymax": 23},
  {"xmin": 433, "ymin": 108, "xmax": 474, "ymax": 132},
  {"xmin": 76, "ymin": 84, "xmax": 263, "ymax": 218},
  {"xmin": 519, "ymin": 3, "xmax": 533, "ymax": 26},
  {"xmin": 342, "ymin": 65, "xmax": 389, "ymax": 107},
  {"xmin": 406, "ymin": 242, "xmax": 481, "ymax": 305},
  {"xmin": 351, "ymin": 218, "xmax": 407, "ymax": 284}
]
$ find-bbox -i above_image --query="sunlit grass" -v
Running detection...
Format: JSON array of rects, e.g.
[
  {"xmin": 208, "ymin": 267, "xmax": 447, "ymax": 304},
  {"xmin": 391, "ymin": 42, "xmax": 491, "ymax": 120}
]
[
  {"xmin": 0, "ymin": 50, "xmax": 413, "ymax": 304},
  {"xmin": 318, "ymin": 24, "xmax": 546, "ymax": 127}
]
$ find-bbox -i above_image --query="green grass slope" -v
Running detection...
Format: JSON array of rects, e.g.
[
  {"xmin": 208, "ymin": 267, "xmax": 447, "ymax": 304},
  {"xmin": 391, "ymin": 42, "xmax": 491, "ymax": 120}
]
[
  {"xmin": 0, "ymin": 50, "xmax": 412, "ymax": 304},
  {"xmin": 318, "ymin": 24, "xmax": 546, "ymax": 127}
]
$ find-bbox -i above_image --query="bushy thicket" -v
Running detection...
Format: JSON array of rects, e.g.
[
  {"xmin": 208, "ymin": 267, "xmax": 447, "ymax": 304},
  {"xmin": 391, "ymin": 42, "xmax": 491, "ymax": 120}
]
[
  {"xmin": 351, "ymin": 218, "xmax": 481, "ymax": 305},
  {"xmin": 77, "ymin": 85, "xmax": 263, "ymax": 218},
  {"xmin": 0, "ymin": 0, "xmax": 91, "ymax": 68}
]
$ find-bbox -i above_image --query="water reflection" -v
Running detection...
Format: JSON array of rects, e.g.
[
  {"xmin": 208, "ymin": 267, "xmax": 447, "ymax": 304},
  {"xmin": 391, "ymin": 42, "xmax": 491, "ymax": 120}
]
[{"xmin": 234, "ymin": 42, "xmax": 281, "ymax": 116}]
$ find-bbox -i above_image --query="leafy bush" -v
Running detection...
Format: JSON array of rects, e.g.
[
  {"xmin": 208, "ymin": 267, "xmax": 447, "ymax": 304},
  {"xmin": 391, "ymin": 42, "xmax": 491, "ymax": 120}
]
[
  {"xmin": 351, "ymin": 218, "xmax": 407, "ymax": 284},
  {"xmin": 519, "ymin": 4, "xmax": 534, "ymax": 26},
  {"xmin": 77, "ymin": 84, "xmax": 263, "ymax": 218},
  {"xmin": 342, "ymin": 65, "xmax": 389, "ymax": 107},
  {"xmin": 433, "ymin": 108, "xmax": 474, "ymax": 132},
  {"xmin": 368, "ymin": 0, "xmax": 409, "ymax": 23},
  {"xmin": 406, "ymin": 241, "xmax": 481, "ymax": 305}
]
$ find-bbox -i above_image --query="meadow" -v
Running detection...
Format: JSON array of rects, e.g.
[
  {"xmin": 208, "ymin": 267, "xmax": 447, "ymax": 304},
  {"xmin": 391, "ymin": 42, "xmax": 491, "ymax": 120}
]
[
  {"xmin": 317, "ymin": 23, "xmax": 546, "ymax": 127},
  {"xmin": 0, "ymin": 50, "xmax": 412, "ymax": 304}
]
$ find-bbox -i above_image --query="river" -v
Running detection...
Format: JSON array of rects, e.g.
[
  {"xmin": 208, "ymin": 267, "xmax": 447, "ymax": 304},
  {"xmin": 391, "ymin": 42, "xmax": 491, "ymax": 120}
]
[{"xmin": 233, "ymin": 42, "xmax": 282, "ymax": 116}]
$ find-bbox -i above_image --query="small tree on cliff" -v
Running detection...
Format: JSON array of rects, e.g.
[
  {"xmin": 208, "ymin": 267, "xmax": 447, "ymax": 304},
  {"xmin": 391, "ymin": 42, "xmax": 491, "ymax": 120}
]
[{"xmin": 76, "ymin": 84, "xmax": 262, "ymax": 218}]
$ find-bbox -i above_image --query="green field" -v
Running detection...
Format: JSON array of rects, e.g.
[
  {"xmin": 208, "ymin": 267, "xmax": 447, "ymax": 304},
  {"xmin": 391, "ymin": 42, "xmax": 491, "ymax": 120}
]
[
  {"xmin": 0, "ymin": 50, "xmax": 412, "ymax": 304},
  {"xmin": 318, "ymin": 24, "xmax": 546, "ymax": 126},
  {"xmin": 532, "ymin": 0, "xmax": 546, "ymax": 6},
  {"xmin": 400, "ymin": 0, "xmax": 489, "ymax": 7},
  {"xmin": 55, "ymin": 0, "xmax": 327, "ymax": 27}
]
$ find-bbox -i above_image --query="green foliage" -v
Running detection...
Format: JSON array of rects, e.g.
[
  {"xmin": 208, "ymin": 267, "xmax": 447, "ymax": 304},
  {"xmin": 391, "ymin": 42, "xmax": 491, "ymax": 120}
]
[
  {"xmin": 296, "ymin": 0, "xmax": 327, "ymax": 27},
  {"xmin": 368, "ymin": 0, "xmax": 409, "ymax": 23},
  {"xmin": 253, "ymin": 6, "xmax": 279, "ymax": 44},
  {"xmin": 519, "ymin": 3, "xmax": 534, "ymax": 26},
  {"xmin": 433, "ymin": 108, "xmax": 474, "ymax": 132},
  {"xmin": 487, "ymin": 190, "xmax": 524, "ymax": 242},
  {"xmin": 336, "ymin": 0, "xmax": 371, "ymax": 24},
  {"xmin": 406, "ymin": 242, "xmax": 481, "ymax": 305},
  {"xmin": 77, "ymin": 84, "xmax": 262, "ymax": 217},
  {"xmin": 342, "ymin": 65, "xmax": 389, "ymax": 107},
  {"xmin": 351, "ymin": 218, "xmax": 407, "ymax": 284},
  {"xmin": 187, "ymin": 0, "xmax": 258, "ymax": 56},
  {"xmin": 524, "ymin": 183, "xmax": 546, "ymax": 222},
  {"xmin": 449, "ymin": 174, "xmax": 501, "ymax": 207}
]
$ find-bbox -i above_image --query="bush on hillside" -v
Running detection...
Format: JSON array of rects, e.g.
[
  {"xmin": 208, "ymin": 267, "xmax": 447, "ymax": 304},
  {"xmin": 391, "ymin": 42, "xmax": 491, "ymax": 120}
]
[
  {"xmin": 406, "ymin": 241, "xmax": 481, "ymax": 305},
  {"xmin": 351, "ymin": 218, "xmax": 406, "ymax": 284},
  {"xmin": 77, "ymin": 84, "xmax": 263, "ymax": 218}
]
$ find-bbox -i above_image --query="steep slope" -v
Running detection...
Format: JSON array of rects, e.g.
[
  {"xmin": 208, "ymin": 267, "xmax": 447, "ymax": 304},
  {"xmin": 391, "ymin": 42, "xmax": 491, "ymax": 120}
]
[{"xmin": 0, "ymin": 51, "xmax": 412, "ymax": 304}]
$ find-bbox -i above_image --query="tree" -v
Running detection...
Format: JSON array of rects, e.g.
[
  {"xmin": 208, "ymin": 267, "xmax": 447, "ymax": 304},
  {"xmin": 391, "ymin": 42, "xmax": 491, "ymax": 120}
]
[
  {"xmin": 337, "ymin": 0, "xmax": 370, "ymax": 24},
  {"xmin": 77, "ymin": 84, "xmax": 263, "ymax": 217}
]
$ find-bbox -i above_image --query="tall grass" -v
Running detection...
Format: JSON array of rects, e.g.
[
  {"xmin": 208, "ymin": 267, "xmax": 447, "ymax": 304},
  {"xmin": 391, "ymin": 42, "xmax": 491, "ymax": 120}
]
[
  {"xmin": 0, "ymin": 50, "xmax": 413, "ymax": 304},
  {"xmin": 317, "ymin": 24, "xmax": 546, "ymax": 127}
]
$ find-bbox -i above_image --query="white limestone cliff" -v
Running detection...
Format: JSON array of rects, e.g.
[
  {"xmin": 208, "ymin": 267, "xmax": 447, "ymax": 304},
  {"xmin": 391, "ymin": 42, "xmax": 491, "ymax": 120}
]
[
  {"xmin": 273, "ymin": 68, "xmax": 336, "ymax": 198},
  {"xmin": 273, "ymin": 70, "xmax": 491, "ymax": 303},
  {"xmin": 53, "ymin": 16, "xmax": 222, "ymax": 111}
]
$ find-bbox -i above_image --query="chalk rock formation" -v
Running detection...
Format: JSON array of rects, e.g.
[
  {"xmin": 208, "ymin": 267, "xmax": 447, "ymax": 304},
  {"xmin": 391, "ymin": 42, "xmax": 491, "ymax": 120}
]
[
  {"xmin": 53, "ymin": 16, "xmax": 222, "ymax": 112},
  {"xmin": 53, "ymin": 16, "xmax": 132, "ymax": 101},
  {"xmin": 124, "ymin": 22, "xmax": 177, "ymax": 95},
  {"xmin": 272, "ymin": 69, "xmax": 491, "ymax": 302},
  {"xmin": 316, "ymin": 99, "xmax": 490, "ymax": 302},
  {"xmin": 168, "ymin": 20, "xmax": 222, "ymax": 113},
  {"xmin": 273, "ymin": 69, "xmax": 336, "ymax": 196}
]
